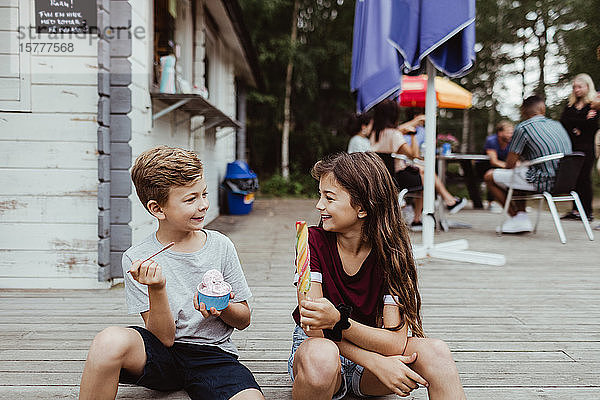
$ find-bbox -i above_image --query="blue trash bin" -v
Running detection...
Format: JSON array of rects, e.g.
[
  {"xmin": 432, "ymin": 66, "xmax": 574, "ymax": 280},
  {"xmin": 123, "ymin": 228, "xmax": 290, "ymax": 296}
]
[{"xmin": 222, "ymin": 161, "xmax": 259, "ymax": 215}]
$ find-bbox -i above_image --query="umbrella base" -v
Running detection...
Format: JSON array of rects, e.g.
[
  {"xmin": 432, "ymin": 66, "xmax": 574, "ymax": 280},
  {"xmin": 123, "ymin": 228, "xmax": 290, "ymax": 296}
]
[{"xmin": 412, "ymin": 239, "xmax": 506, "ymax": 266}]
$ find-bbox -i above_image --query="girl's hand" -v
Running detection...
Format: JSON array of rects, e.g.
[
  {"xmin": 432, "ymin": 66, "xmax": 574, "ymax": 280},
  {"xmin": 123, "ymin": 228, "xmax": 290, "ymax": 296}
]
[
  {"xmin": 299, "ymin": 297, "xmax": 340, "ymax": 330},
  {"xmin": 371, "ymin": 353, "xmax": 429, "ymax": 397},
  {"xmin": 573, "ymin": 128, "xmax": 582, "ymax": 136},
  {"xmin": 128, "ymin": 260, "xmax": 166, "ymax": 289},
  {"xmin": 194, "ymin": 292, "xmax": 235, "ymax": 318}
]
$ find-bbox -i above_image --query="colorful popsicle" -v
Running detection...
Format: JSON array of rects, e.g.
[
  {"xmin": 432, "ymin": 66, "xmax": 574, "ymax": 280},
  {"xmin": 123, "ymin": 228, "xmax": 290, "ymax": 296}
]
[{"xmin": 295, "ymin": 221, "xmax": 311, "ymax": 294}]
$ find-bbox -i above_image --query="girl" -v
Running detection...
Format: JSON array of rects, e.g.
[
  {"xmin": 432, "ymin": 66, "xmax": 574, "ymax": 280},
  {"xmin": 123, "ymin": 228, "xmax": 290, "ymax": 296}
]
[
  {"xmin": 346, "ymin": 112, "xmax": 373, "ymax": 154},
  {"xmin": 560, "ymin": 73, "xmax": 598, "ymax": 221},
  {"xmin": 288, "ymin": 152, "xmax": 465, "ymax": 400}
]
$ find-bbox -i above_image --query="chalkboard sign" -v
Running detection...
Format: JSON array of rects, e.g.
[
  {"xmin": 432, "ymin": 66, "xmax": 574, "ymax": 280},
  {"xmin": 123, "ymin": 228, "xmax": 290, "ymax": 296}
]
[{"xmin": 35, "ymin": 0, "xmax": 97, "ymax": 34}]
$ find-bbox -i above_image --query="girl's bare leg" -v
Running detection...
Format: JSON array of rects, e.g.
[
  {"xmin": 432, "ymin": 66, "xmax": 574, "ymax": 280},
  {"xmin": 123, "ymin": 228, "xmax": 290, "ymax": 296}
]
[
  {"xmin": 359, "ymin": 337, "xmax": 465, "ymax": 400},
  {"xmin": 292, "ymin": 338, "xmax": 343, "ymax": 400},
  {"xmin": 79, "ymin": 327, "xmax": 147, "ymax": 400},
  {"xmin": 417, "ymin": 167, "xmax": 457, "ymax": 205}
]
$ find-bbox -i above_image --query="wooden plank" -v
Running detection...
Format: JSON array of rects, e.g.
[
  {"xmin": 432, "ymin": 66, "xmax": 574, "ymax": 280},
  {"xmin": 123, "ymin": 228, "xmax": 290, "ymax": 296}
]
[
  {"xmin": 30, "ymin": 56, "xmax": 97, "ymax": 85},
  {"xmin": 0, "ymin": 223, "xmax": 96, "ymax": 251},
  {"xmin": 0, "ymin": 142, "xmax": 97, "ymax": 169},
  {"xmin": 0, "ymin": 196, "xmax": 96, "ymax": 224},
  {"xmin": 2, "ymin": 370, "xmax": 600, "ymax": 387},
  {"xmin": 0, "ymin": 77, "xmax": 19, "ymax": 100},
  {"xmin": 0, "ymin": 54, "xmax": 18, "ymax": 78},
  {"xmin": 1, "ymin": 386, "xmax": 600, "ymax": 400},
  {"xmin": 0, "ymin": 113, "xmax": 97, "ymax": 142},
  {"xmin": 0, "ymin": 250, "xmax": 97, "ymax": 278},
  {"xmin": 0, "ymin": 169, "xmax": 97, "ymax": 196},
  {"xmin": 30, "ymin": 84, "xmax": 97, "ymax": 113},
  {"xmin": 0, "ymin": 32, "xmax": 18, "ymax": 54},
  {"xmin": 0, "ymin": 0, "xmax": 19, "ymax": 7},
  {"xmin": 0, "ymin": 5, "xmax": 16, "ymax": 28}
]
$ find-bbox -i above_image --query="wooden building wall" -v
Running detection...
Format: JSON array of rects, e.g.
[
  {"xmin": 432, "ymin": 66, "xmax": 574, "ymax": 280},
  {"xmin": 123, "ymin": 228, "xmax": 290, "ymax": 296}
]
[
  {"xmin": 130, "ymin": 0, "xmax": 239, "ymax": 245},
  {"xmin": 0, "ymin": 0, "xmax": 104, "ymax": 288}
]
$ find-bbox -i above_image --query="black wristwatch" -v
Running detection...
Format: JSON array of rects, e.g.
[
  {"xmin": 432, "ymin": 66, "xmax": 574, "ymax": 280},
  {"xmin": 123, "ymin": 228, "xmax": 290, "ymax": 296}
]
[{"xmin": 323, "ymin": 304, "xmax": 352, "ymax": 342}]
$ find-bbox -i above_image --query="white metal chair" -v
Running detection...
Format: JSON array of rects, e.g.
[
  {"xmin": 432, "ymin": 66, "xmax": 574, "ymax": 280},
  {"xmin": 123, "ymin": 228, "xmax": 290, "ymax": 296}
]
[{"xmin": 500, "ymin": 152, "xmax": 594, "ymax": 244}]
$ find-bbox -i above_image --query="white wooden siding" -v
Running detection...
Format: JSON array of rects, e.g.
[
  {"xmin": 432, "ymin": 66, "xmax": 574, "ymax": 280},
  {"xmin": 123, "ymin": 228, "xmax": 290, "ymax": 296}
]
[
  {"xmin": 0, "ymin": 1, "xmax": 31, "ymax": 110},
  {"xmin": 0, "ymin": 0, "xmax": 99, "ymax": 288},
  {"xmin": 0, "ymin": 0, "xmax": 248, "ymax": 288}
]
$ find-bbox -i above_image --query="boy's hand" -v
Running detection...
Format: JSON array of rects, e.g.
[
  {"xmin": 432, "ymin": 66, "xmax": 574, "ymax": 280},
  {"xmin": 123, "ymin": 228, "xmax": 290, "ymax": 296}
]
[
  {"xmin": 128, "ymin": 260, "xmax": 166, "ymax": 289},
  {"xmin": 194, "ymin": 292, "xmax": 235, "ymax": 318}
]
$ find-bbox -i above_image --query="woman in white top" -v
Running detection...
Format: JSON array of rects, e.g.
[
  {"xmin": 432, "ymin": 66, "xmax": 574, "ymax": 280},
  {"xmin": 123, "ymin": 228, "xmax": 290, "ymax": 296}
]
[{"xmin": 346, "ymin": 112, "xmax": 373, "ymax": 153}]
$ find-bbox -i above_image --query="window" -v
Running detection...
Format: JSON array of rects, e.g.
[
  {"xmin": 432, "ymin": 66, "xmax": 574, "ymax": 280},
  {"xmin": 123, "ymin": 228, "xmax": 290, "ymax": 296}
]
[
  {"xmin": 153, "ymin": 0, "xmax": 176, "ymax": 90},
  {"xmin": 0, "ymin": 0, "xmax": 31, "ymax": 111}
]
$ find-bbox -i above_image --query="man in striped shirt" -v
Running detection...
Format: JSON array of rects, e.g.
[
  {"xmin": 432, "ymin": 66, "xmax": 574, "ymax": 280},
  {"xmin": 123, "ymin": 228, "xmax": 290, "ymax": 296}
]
[{"xmin": 484, "ymin": 95, "xmax": 572, "ymax": 233}]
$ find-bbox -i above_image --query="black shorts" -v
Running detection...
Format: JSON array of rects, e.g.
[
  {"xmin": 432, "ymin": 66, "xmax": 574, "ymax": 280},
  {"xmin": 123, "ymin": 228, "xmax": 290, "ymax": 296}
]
[
  {"xmin": 119, "ymin": 326, "xmax": 261, "ymax": 400},
  {"xmin": 394, "ymin": 167, "xmax": 422, "ymax": 190}
]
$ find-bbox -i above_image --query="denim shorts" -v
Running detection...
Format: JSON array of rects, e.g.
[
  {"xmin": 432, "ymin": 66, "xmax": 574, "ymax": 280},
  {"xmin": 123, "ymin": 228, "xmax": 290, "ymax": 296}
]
[
  {"xmin": 287, "ymin": 325, "xmax": 370, "ymax": 400},
  {"xmin": 119, "ymin": 326, "xmax": 261, "ymax": 400}
]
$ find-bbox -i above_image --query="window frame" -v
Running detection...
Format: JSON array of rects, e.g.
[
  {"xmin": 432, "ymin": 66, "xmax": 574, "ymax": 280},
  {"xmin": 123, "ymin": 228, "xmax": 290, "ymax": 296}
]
[{"xmin": 0, "ymin": 0, "xmax": 32, "ymax": 112}]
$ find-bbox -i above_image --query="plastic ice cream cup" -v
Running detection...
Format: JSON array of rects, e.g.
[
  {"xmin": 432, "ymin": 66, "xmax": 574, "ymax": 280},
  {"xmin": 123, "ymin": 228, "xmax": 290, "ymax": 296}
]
[{"xmin": 197, "ymin": 269, "xmax": 232, "ymax": 311}]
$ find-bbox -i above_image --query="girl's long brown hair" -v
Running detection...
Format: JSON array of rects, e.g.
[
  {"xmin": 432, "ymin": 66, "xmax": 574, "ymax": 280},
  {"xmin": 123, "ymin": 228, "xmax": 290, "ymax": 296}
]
[{"xmin": 311, "ymin": 152, "xmax": 424, "ymax": 337}]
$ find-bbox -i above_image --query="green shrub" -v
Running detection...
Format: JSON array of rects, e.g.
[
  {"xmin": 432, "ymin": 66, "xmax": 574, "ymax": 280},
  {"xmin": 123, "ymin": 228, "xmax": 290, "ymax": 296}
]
[{"xmin": 259, "ymin": 172, "xmax": 318, "ymax": 198}]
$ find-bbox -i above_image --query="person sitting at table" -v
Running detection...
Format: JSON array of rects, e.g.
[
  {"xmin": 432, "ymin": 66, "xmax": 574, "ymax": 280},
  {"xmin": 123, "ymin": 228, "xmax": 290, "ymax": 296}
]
[
  {"xmin": 464, "ymin": 120, "xmax": 514, "ymax": 211},
  {"xmin": 485, "ymin": 120, "xmax": 514, "ymax": 169},
  {"xmin": 346, "ymin": 111, "xmax": 373, "ymax": 154},
  {"xmin": 484, "ymin": 95, "xmax": 572, "ymax": 234},
  {"xmin": 370, "ymin": 100, "xmax": 467, "ymax": 231}
]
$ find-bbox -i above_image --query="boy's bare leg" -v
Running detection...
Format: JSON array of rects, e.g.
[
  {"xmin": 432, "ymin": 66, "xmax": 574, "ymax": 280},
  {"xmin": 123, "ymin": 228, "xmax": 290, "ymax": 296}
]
[
  {"xmin": 79, "ymin": 327, "xmax": 147, "ymax": 400},
  {"xmin": 230, "ymin": 388, "xmax": 265, "ymax": 400},
  {"xmin": 292, "ymin": 338, "xmax": 343, "ymax": 400},
  {"xmin": 359, "ymin": 337, "xmax": 465, "ymax": 400}
]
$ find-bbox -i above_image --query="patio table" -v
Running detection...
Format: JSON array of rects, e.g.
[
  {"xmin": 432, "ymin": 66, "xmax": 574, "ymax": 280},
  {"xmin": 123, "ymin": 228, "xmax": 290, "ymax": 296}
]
[{"xmin": 437, "ymin": 153, "xmax": 490, "ymax": 231}]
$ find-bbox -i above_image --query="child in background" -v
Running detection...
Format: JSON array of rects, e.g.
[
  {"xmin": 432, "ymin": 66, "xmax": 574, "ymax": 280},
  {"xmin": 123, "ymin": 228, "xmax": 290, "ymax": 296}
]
[
  {"xmin": 79, "ymin": 146, "xmax": 263, "ymax": 400},
  {"xmin": 288, "ymin": 152, "xmax": 465, "ymax": 400},
  {"xmin": 346, "ymin": 112, "xmax": 373, "ymax": 154}
]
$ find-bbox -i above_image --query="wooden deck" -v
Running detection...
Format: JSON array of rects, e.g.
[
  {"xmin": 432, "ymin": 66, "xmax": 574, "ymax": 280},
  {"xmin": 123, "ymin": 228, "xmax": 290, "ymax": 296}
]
[{"xmin": 1, "ymin": 198, "xmax": 599, "ymax": 399}]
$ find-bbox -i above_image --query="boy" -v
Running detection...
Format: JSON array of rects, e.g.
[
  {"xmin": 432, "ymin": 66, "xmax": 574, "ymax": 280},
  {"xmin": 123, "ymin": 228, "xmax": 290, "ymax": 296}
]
[{"xmin": 79, "ymin": 146, "xmax": 264, "ymax": 400}]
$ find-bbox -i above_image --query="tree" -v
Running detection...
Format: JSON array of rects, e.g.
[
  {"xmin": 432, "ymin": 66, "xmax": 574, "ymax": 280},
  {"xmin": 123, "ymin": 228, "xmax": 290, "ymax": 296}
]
[
  {"xmin": 239, "ymin": 0, "xmax": 355, "ymax": 177},
  {"xmin": 281, "ymin": 0, "xmax": 299, "ymax": 179},
  {"xmin": 555, "ymin": 0, "xmax": 600, "ymax": 85}
]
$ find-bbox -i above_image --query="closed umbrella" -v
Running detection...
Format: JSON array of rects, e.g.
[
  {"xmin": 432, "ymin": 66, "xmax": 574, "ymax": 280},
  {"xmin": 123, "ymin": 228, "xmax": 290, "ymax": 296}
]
[{"xmin": 350, "ymin": 0, "xmax": 402, "ymax": 113}]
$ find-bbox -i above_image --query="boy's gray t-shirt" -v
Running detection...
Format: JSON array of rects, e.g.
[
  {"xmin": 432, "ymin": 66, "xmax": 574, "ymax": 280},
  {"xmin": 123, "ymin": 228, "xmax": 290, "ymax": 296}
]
[{"xmin": 122, "ymin": 230, "xmax": 252, "ymax": 356}]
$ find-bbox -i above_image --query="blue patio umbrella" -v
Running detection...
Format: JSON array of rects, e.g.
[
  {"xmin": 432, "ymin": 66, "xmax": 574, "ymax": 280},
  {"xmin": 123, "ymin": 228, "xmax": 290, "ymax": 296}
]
[
  {"xmin": 351, "ymin": 0, "xmax": 504, "ymax": 264},
  {"xmin": 350, "ymin": 0, "xmax": 403, "ymax": 113},
  {"xmin": 389, "ymin": 0, "xmax": 475, "ymax": 76}
]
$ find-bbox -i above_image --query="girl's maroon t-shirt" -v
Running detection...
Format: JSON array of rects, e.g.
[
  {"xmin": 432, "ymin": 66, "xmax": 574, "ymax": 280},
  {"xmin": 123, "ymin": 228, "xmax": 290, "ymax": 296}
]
[{"xmin": 292, "ymin": 226, "xmax": 385, "ymax": 327}]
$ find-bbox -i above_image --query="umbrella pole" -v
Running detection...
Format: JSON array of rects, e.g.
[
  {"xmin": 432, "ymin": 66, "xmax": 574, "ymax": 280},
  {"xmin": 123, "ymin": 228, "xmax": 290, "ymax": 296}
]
[{"xmin": 422, "ymin": 59, "xmax": 437, "ymax": 250}]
